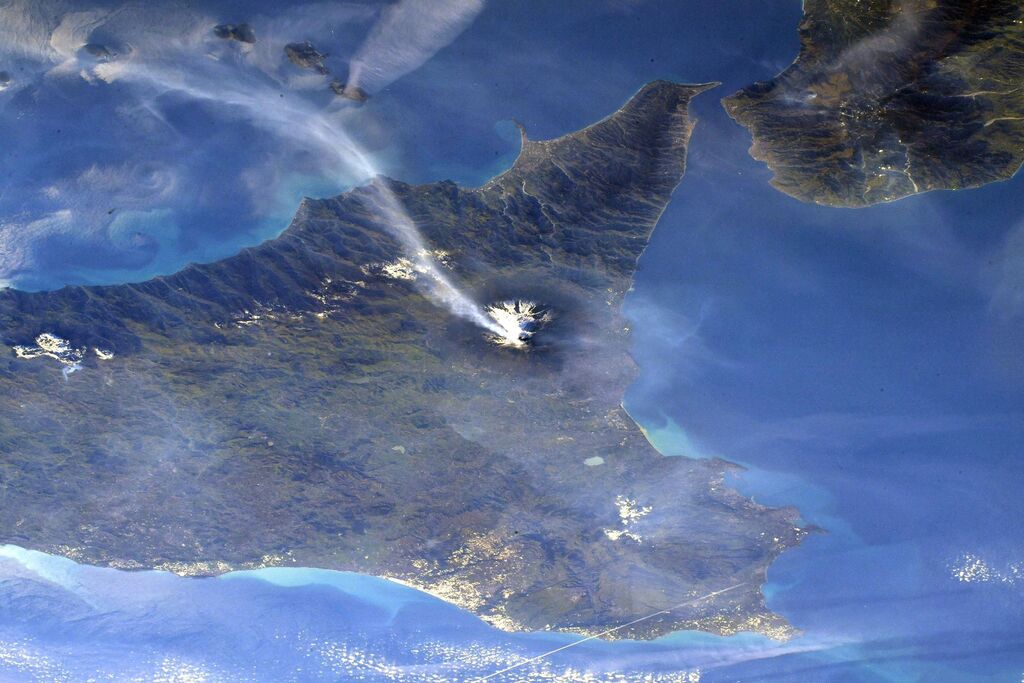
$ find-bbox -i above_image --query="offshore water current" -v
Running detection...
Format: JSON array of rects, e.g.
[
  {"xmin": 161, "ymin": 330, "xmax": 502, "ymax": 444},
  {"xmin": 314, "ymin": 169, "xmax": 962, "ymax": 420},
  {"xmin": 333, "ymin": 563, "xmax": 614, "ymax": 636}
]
[{"xmin": 0, "ymin": 1, "xmax": 1021, "ymax": 680}]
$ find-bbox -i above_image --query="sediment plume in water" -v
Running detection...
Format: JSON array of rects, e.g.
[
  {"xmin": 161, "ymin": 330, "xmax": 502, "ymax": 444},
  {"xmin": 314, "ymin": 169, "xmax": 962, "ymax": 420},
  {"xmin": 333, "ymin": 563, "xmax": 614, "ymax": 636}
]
[{"xmin": 3, "ymin": 0, "xmax": 501, "ymax": 336}]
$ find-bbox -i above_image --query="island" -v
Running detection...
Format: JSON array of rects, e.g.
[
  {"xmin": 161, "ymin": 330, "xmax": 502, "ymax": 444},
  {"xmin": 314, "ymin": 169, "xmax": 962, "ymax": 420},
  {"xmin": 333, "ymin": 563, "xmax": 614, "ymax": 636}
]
[
  {"xmin": 284, "ymin": 41, "xmax": 329, "ymax": 75},
  {"xmin": 0, "ymin": 81, "xmax": 807, "ymax": 640},
  {"xmin": 722, "ymin": 0, "xmax": 1024, "ymax": 207},
  {"xmin": 213, "ymin": 23, "xmax": 256, "ymax": 45}
]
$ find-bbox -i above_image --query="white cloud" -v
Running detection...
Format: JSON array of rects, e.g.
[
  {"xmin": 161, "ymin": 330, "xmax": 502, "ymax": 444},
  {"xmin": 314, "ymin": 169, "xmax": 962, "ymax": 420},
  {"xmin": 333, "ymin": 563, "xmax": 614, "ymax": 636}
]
[{"xmin": 0, "ymin": 210, "xmax": 74, "ymax": 282}]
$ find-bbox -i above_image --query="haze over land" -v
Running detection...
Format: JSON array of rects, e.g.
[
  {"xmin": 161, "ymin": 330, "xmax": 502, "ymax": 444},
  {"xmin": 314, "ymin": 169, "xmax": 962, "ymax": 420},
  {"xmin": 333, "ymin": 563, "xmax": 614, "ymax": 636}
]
[{"xmin": 1, "ymin": 1, "xmax": 1023, "ymax": 679}]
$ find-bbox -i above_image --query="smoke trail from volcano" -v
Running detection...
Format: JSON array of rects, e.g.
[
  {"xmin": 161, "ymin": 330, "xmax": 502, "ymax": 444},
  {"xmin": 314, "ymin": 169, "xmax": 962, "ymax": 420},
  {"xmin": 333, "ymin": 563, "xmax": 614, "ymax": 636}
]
[
  {"xmin": 108, "ymin": 58, "xmax": 504, "ymax": 335},
  {"xmin": 0, "ymin": 0, "xmax": 504, "ymax": 335},
  {"xmin": 346, "ymin": 0, "xmax": 485, "ymax": 95}
]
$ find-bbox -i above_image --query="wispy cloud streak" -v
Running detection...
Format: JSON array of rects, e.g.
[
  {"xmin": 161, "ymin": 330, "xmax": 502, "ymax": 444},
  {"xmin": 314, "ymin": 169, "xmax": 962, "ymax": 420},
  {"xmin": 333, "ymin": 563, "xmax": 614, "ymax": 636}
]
[{"xmin": 346, "ymin": 0, "xmax": 485, "ymax": 94}]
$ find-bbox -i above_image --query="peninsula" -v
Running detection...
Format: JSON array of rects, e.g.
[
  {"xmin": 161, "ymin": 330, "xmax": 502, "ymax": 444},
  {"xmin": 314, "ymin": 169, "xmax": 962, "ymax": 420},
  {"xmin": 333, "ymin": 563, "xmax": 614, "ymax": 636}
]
[{"xmin": 723, "ymin": 0, "xmax": 1024, "ymax": 207}]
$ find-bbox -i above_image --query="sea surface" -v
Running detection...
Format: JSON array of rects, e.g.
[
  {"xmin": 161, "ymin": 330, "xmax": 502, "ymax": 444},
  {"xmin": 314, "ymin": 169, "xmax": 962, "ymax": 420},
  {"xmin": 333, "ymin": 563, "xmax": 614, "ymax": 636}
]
[{"xmin": 1, "ymin": 1, "xmax": 1022, "ymax": 680}]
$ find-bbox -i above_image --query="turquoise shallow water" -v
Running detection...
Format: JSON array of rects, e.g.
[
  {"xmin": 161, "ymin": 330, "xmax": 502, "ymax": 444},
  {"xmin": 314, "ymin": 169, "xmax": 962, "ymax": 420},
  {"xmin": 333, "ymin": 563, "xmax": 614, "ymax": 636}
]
[
  {"xmin": 1, "ymin": 1, "xmax": 1022, "ymax": 680},
  {"xmin": 621, "ymin": 57, "xmax": 1024, "ymax": 677},
  {"xmin": 0, "ymin": 544, "xmax": 811, "ymax": 681}
]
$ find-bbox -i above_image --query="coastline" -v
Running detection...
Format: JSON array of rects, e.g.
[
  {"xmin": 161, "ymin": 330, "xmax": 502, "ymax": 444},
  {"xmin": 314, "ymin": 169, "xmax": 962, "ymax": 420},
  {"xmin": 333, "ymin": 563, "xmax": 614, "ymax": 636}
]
[{"xmin": 0, "ymin": 80, "xmax": 806, "ymax": 642}]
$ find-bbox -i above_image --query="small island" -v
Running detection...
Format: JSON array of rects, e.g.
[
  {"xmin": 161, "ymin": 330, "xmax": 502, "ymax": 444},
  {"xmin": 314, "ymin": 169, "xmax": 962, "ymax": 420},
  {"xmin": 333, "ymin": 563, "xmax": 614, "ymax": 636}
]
[
  {"xmin": 0, "ymin": 81, "xmax": 806, "ymax": 639},
  {"xmin": 723, "ymin": 0, "xmax": 1024, "ymax": 207},
  {"xmin": 284, "ymin": 41, "xmax": 329, "ymax": 74},
  {"xmin": 213, "ymin": 23, "xmax": 256, "ymax": 44}
]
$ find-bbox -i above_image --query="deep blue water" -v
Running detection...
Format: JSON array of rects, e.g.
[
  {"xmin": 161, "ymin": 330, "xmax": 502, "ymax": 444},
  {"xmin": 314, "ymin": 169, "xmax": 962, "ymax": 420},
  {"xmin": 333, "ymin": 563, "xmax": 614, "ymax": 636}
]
[{"xmin": 1, "ymin": 1, "xmax": 1022, "ymax": 680}]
